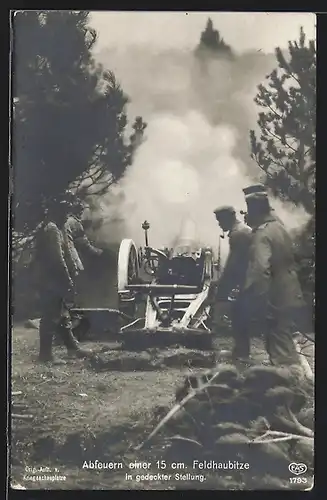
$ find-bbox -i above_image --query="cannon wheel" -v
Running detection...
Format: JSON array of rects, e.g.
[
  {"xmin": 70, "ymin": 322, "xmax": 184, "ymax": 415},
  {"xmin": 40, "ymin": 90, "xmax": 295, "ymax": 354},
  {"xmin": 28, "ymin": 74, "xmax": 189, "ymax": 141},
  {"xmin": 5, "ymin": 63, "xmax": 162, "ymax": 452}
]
[{"xmin": 117, "ymin": 239, "xmax": 140, "ymax": 317}]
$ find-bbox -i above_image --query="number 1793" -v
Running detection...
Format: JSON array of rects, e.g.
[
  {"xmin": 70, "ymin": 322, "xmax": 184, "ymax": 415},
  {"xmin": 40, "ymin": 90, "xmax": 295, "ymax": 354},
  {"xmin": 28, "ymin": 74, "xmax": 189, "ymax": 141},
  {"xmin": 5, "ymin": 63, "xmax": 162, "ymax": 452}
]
[{"xmin": 289, "ymin": 477, "xmax": 307, "ymax": 484}]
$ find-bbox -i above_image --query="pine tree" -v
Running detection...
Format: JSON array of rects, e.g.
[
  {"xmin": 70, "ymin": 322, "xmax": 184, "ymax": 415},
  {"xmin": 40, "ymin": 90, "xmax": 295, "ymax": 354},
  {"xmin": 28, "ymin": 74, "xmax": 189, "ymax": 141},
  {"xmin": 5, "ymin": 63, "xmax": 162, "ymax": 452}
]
[
  {"xmin": 195, "ymin": 18, "xmax": 234, "ymax": 59},
  {"xmin": 13, "ymin": 10, "xmax": 147, "ymax": 236},
  {"xmin": 250, "ymin": 27, "xmax": 316, "ymax": 214}
]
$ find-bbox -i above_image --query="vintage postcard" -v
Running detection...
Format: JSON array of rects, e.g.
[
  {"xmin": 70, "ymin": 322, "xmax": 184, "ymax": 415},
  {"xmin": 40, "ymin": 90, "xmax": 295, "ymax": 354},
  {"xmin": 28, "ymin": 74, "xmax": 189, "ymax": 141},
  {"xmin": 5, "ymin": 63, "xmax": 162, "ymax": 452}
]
[{"xmin": 10, "ymin": 10, "xmax": 315, "ymax": 491}]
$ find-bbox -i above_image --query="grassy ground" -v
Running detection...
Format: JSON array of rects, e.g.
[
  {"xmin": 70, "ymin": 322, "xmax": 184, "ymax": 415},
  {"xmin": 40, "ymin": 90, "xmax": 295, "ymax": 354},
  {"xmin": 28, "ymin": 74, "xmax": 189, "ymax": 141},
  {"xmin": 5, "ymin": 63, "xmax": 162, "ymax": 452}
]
[
  {"xmin": 10, "ymin": 324, "xmax": 314, "ymax": 490},
  {"xmin": 11, "ymin": 324, "xmax": 210, "ymax": 489}
]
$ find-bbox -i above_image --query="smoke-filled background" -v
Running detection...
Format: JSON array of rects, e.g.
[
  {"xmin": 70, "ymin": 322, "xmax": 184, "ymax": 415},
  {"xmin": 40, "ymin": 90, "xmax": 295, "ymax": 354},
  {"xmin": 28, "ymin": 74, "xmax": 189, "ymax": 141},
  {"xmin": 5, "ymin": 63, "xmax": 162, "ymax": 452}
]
[{"xmin": 87, "ymin": 12, "xmax": 314, "ymax": 262}]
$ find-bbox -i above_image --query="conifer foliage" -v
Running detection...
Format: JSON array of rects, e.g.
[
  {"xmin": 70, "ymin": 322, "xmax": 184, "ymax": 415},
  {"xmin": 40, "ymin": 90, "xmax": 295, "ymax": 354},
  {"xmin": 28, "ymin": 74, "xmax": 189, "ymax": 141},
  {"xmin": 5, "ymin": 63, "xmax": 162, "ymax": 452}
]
[
  {"xmin": 13, "ymin": 10, "xmax": 146, "ymax": 235},
  {"xmin": 250, "ymin": 27, "xmax": 316, "ymax": 214}
]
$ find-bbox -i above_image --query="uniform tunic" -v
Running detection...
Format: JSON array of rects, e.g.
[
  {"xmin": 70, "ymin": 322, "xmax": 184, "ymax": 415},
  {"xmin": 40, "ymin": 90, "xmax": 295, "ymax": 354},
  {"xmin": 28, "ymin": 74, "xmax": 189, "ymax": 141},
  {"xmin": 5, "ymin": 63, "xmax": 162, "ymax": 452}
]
[
  {"xmin": 216, "ymin": 220, "xmax": 252, "ymax": 298},
  {"xmin": 35, "ymin": 221, "xmax": 72, "ymax": 296},
  {"xmin": 243, "ymin": 214, "xmax": 305, "ymax": 365},
  {"xmin": 244, "ymin": 214, "xmax": 305, "ymax": 312},
  {"xmin": 64, "ymin": 215, "xmax": 102, "ymax": 275},
  {"xmin": 215, "ymin": 220, "xmax": 252, "ymax": 359}
]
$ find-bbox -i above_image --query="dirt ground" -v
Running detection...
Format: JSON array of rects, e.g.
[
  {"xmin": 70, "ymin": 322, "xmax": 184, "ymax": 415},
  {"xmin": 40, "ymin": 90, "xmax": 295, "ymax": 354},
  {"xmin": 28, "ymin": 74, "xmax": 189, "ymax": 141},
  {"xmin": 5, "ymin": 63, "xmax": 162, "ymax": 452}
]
[{"xmin": 10, "ymin": 324, "xmax": 314, "ymax": 490}]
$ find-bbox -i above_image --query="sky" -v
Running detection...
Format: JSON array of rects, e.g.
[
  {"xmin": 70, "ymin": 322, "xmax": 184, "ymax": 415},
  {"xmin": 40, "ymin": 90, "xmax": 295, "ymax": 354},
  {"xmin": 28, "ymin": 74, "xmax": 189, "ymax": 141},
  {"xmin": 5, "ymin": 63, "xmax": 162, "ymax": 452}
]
[{"xmin": 90, "ymin": 11, "xmax": 316, "ymax": 54}]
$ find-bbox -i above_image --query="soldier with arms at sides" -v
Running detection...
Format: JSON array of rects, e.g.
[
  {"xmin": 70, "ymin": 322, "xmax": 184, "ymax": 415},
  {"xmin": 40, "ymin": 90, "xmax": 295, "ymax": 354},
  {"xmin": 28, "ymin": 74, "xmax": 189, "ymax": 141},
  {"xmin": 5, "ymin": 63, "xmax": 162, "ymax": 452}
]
[
  {"xmin": 242, "ymin": 184, "xmax": 305, "ymax": 366},
  {"xmin": 210, "ymin": 205, "xmax": 253, "ymax": 361}
]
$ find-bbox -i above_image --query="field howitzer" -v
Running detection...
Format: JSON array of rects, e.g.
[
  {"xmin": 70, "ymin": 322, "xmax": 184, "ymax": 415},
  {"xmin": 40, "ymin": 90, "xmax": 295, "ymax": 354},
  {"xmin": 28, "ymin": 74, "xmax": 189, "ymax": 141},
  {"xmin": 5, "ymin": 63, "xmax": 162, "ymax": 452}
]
[{"xmin": 116, "ymin": 220, "xmax": 217, "ymax": 348}]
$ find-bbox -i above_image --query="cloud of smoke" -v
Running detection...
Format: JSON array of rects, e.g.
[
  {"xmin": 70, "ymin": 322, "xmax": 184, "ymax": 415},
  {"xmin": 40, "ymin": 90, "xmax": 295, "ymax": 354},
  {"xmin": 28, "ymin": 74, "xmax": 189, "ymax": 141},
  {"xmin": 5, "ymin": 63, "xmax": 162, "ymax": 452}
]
[
  {"xmin": 269, "ymin": 197, "xmax": 310, "ymax": 231},
  {"xmin": 90, "ymin": 46, "xmax": 310, "ymax": 260},
  {"xmin": 116, "ymin": 112, "xmax": 250, "ymax": 261}
]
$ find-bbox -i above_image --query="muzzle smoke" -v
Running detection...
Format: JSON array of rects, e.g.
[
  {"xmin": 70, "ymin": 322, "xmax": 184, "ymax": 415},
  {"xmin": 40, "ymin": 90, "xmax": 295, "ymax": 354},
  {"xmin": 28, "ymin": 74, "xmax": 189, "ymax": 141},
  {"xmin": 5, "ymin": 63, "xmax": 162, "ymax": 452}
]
[{"xmin": 89, "ymin": 46, "xmax": 310, "ymax": 261}]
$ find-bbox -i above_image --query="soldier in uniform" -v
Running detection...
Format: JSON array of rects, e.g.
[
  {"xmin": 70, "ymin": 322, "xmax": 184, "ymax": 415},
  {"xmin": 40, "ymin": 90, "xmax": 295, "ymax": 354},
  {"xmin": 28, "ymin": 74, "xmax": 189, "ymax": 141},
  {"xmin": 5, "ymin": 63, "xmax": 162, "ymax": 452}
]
[
  {"xmin": 63, "ymin": 195, "xmax": 103, "ymax": 297},
  {"xmin": 242, "ymin": 184, "xmax": 305, "ymax": 366},
  {"xmin": 210, "ymin": 206, "xmax": 253, "ymax": 360},
  {"xmin": 35, "ymin": 199, "xmax": 93, "ymax": 363},
  {"xmin": 65, "ymin": 196, "xmax": 103, "ymax": 262}
]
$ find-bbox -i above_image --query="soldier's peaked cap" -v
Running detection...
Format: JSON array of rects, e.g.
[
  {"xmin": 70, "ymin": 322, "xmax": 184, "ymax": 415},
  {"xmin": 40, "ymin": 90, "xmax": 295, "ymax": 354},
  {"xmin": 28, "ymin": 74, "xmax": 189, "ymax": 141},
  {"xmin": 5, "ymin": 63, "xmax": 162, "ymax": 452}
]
[
  {"xmin": 243, "ymin": 183, "xmax": 268, "ymax": 201},
  {"xmin": 213, "ymin": 205, "xmax": 236, "ymax": 216}
]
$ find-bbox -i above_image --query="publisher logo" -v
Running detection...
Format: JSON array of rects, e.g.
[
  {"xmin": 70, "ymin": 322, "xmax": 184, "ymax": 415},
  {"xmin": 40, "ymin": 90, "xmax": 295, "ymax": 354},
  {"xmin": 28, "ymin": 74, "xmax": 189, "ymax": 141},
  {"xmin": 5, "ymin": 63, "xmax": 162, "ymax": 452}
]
[{"xmin": 288, "ymin": 463, "xmax": 307, "ymax": 475}]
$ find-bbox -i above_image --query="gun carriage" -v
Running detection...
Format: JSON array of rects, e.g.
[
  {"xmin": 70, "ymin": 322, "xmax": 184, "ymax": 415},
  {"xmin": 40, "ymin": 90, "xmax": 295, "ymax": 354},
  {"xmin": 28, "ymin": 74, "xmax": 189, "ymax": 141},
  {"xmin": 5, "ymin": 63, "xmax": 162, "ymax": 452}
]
[{"xmin": 117, "ymin": 221, "xmax": 217, "ymax": 349}]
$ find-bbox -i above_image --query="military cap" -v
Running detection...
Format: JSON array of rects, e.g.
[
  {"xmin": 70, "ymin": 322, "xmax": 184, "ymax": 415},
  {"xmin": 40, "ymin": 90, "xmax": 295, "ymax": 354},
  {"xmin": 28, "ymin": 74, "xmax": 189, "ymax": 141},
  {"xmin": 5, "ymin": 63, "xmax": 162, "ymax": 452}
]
[
  {"xmin": 213, "ymin": 205, "xmax": 236, "ymax": 216},
  {"xmin": 243, "ymin": 183, "xmax": 268, "ymax": 201}
]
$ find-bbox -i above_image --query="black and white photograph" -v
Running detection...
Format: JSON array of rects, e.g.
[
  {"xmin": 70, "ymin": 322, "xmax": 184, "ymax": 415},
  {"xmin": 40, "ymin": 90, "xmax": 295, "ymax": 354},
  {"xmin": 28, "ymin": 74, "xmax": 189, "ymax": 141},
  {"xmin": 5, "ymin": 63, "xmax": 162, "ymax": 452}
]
[{"xmin": 10, "ymin": 10, "xmax": 315, "ymax": 490}]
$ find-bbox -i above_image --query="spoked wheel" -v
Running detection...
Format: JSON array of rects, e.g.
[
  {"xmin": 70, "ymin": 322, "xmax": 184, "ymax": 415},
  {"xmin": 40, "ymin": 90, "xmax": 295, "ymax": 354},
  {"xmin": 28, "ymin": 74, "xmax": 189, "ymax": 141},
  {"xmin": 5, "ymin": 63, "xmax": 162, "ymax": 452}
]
[{"xmin": 117, "ymin": 239, "xmax": 140, "ymax": 317}]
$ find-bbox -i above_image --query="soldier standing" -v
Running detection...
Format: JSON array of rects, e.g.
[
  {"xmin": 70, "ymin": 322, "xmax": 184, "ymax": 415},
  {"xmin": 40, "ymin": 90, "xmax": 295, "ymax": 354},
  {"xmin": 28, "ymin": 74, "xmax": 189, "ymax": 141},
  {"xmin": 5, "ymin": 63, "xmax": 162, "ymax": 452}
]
[
  {"xmin": 63, "ymin": 195, "xmax": 103, "ymax": 298},
  {"xmin": 65, "ymin": 196, "xmax": 103, "ymax": 261},
  {"xmin": 35, "ymin": 199, "xmax": 93, "ymax": 363},
  {"xmin": 210, "ymin": 206, "xmax": 252, "ymax": 361},
  {"xmin": 242, "ymin": 184, "xmax": 305, "ymax": 366}
]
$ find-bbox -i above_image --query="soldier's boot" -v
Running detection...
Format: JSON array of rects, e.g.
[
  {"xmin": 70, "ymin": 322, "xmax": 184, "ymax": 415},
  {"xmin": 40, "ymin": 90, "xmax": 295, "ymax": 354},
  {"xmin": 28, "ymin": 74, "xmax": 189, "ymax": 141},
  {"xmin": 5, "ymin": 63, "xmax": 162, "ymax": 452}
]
[
  {"xmin": 38, "ymin": 323, "xmax": 66, "ymax": 364},
  {"xmin": 60, "ymin": 327, "xmax": 94, "ymax": 358},
  {"xmin": 266, "ymin": 319, "xmax": 301, "ymax": 367},
  {"xmin": 229, "ymin": 301, "xmax": 252, "ymax": 362},
  {"xmin": 231, "ymin": 332, "xmax": 252, "ymax": 363},
  {"xmin": 38, "ymin": 326, "xmax": 54, "ymax": 362}
]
